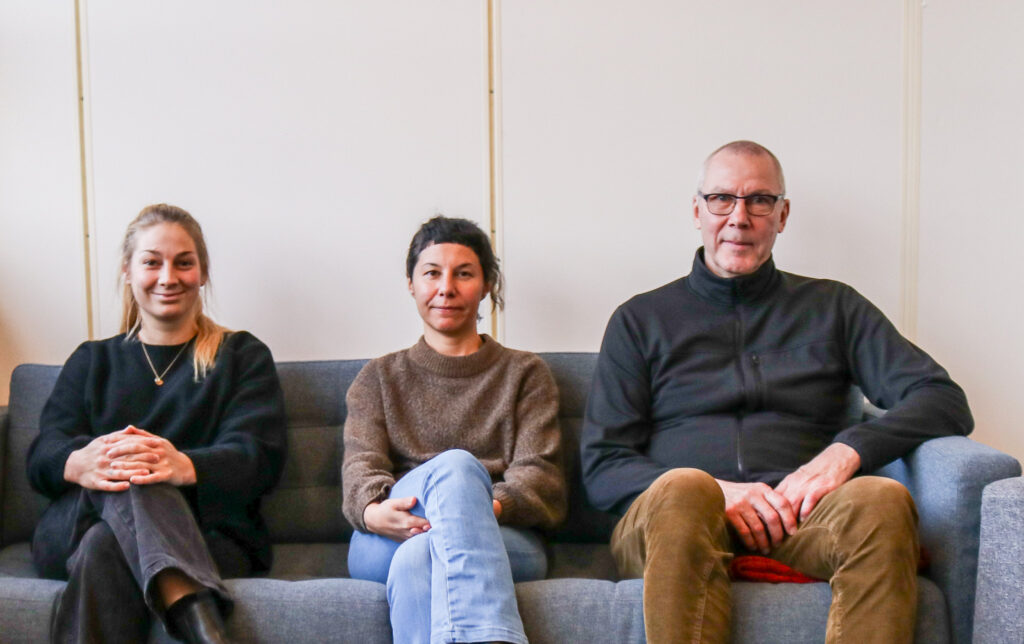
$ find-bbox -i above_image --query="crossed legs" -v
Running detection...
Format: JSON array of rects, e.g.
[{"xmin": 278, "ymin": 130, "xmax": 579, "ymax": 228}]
[{"xmin": 348, "ymin": 450, "xmax": 541, "ymax": 644}]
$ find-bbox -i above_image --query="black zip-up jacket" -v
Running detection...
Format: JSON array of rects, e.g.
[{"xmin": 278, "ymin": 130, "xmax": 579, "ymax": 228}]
[{"xmin": 581, "ymin": 249, "xmax": 973, "ymax": 515}]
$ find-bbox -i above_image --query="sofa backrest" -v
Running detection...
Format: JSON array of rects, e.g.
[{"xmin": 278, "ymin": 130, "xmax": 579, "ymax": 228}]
[
  {"xmin": 1, "ymin": 357, "xmax": 871, "ymax": 547},
  {"xmin": 1, "ymin": 354, "xmax": 621, "ymax": 547},
  {"xmin": 262, "ymin": 353, "xmax": 620, "ymax": 544},
  {"xmin": 3, "ymin": 364, "xmax": 60, "ymax": 545}
]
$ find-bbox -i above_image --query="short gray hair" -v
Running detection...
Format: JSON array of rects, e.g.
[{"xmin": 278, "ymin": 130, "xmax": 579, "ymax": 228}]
[{"xmin": 696, "ymin": 140, "xmax": 786, "ymax": 194}]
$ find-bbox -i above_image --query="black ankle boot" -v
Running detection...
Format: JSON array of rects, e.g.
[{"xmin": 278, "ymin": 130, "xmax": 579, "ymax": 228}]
[{"xmin": 166, "ymin": 590, "xmax": 232, "ymax": 644}]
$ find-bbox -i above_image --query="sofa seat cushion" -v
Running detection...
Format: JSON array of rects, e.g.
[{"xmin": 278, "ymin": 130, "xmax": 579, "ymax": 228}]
[
  {"xmin": 0, "ymin": 542, "xmax": 36, "ymax": 578},
  {"xmin": 0, "ymin": 577, "xmax": 65, "ymax": 643},
  {"xmin": 224, "ymin": 577, "xmax": 391, "ymax": 644}
]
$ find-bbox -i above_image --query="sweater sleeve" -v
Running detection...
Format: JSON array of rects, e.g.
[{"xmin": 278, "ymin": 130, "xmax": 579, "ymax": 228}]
[
  {"xmin": 27, "ymin": 343, "xmax": 95, "ymax": 499},
  {"xmin": 832, "ymin": 286, "xmax": 973, "ymax": 472},
  {"xmin": 341, "ymin": 360, "xmax": 397, "ymax": 532},
  {"xmin": 580, "ymin": 306, "xmax": 672, "ymax": 514},
  {"xmin": 492, "ymin": 357, "xmax": 567, "ymax": 530},
  {"xmin": 182, "ymin": 333, "xmax": 287, "ymax": 518}
]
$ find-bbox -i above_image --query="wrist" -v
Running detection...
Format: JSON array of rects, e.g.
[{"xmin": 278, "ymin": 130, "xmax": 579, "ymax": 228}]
[{"xmin": 63, "ymin": 449, "xmax": 83, "ymax": 484}]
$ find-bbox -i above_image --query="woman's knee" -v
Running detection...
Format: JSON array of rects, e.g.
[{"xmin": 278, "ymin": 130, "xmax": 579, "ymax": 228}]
[
  {"xmin": 426, "ymin": 449, "xmax": 491, "ymax": 488},
  {"xmin": 67, "ymin": 522, "xmax": 127, "ymax": 579}
]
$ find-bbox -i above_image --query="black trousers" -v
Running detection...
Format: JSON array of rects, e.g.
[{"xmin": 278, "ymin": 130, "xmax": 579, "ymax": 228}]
[{"xmin": 32, "ymin": 484, "xmax": 251, "ymax": 644}]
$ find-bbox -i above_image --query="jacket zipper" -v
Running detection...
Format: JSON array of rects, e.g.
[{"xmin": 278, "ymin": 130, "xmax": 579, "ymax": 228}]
[{"xmin": 734, "ymin": 317, "xmax": 746, "ymax": 481}]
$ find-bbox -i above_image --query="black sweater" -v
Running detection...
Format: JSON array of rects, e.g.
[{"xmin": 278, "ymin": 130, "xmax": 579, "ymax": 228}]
[
  {"xmin": 27, "ymin": 331, "xmax": 287, "ymax": 570},
  {"xmin": 581, "ymin": 250, "xmax": 973, "ymax": 515}
]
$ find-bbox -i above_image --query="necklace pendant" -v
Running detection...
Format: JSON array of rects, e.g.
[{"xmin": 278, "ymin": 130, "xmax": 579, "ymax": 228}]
[{"xmin": 154, "ymin": 377, "xmax": 164, "ymax": 386}]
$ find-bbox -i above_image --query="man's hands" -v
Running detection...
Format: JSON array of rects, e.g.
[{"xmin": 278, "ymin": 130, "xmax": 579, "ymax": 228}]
[
  {"xmin": 717, "ymin": 480, "xmax": 797, "ymax": 554},
  {"xmin": 63, "ymin": 425, "xmax": 197, "ymax": 491},
  {"xmin": 775, "ymin": 442, "xmax": 860, "ymax": 522},
  {"xmin": 363, "ymin": 497, "xmax": 431, "ymax": 542},
  {"xmin": 717, "ymin": 443, "xmax": 861, "ymax": 553}
]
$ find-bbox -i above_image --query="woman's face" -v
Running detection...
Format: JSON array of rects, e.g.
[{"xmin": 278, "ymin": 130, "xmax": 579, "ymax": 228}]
[
  {"xmin": 124, "ymin": 222, "xmax": 204, "ymax": 332},
  {"xmin": 408, "ymin": 242, "xmax": 487, "ymax": 342}
]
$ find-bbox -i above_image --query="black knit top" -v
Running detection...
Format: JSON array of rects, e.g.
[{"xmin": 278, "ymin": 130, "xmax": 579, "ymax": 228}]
[{"xmin": 27, "ymin": 331, "xmax": 287, "ymax": 570}]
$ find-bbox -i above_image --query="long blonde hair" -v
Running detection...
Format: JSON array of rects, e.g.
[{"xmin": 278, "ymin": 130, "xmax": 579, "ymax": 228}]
[{"xmin": 119, "ymin": 204, "xmax": 229, "ymax": 380}]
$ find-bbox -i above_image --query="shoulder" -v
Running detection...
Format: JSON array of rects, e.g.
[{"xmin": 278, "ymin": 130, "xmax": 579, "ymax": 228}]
[
  {"xmin": 619, "ymin": 277, "xmax": 690, "ymax": 315},
  {"xmin": 498, "ymin": 344, "xmax": 552, "ymax": 373},
  {"xmin": 360, "ymin": 345, "xmax": 411, "ymax": 377},
  {"xmin": 777, "ymin": 270, "xmax": 865, "ymax": 304},
  {"xmin": 211, "ymin": 331, "xmax": 280, "ymax": 383},
  {"xmin": 218, "ymin": 330, "xmax": 272, "ymax": 356},
  {"xmin": 487, "ymin": 341, "xmax": 557, "ymax": 389},
  {"xmin": 61, "ymin": 333, "xmax": 129, "ymax": 368},
  {"xmin": 349, "ymin": 346, "xmax": 411, "ymax": 394}
]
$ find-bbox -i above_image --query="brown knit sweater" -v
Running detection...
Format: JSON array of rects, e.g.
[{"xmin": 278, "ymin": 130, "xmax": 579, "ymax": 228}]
[{"xmin": 342, "ymin": 335, "xmax": 567, "ymax": 533}]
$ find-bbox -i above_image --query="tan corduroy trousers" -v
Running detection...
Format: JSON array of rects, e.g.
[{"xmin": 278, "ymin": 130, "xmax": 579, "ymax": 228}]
[{"xmin": 611, "ymin": 469, "xmax": 919, "ymax": 644}]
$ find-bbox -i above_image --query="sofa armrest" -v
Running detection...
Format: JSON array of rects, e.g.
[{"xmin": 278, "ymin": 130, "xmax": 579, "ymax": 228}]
[
  {"xmin": 875, "ymin": 436, "xmax": 1021, "ymax": 644},
  {"xmin": 973, "ymin": 477, "xmax": 1024, "ymax": 644}
]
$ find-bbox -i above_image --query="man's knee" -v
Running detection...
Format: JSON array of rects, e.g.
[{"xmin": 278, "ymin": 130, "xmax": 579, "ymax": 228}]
[
  {"xmin": 831, "ymin": 477, "xmax": 918, "ymax": 548},
  {"xmin": 646, "ymin": 468, "xmax": 723, "ymax": 516},
  {"xmin": 621, "ymin": 469, "xmax": 724, "ymax": 544}
]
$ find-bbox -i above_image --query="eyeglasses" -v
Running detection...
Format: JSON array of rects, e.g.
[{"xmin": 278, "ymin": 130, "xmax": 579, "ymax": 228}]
[{"xmin": 698, "ymin": 192, "xmax": 784, "ymax": 217}]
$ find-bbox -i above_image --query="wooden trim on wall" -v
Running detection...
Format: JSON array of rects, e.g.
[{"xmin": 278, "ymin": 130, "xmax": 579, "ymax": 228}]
[{"xmin": 900, "ymin": 0, "xmax": 923, "ymax": 340}]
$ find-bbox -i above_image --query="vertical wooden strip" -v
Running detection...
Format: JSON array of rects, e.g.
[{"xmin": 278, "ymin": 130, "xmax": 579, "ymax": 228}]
[
  {"xmin": 487, "ymin": 0, "xmax": 505, "ymax": 342},
  {"xmin": 900, "ymin": 0, "xmax": 923, "ymax": 340},
  {"xmin": 74, "ymin": 0, "xmax": 96, "ymax": 339}
]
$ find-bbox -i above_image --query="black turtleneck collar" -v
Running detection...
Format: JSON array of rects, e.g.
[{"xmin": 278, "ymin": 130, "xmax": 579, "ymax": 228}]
[{"xmin": 685, "ymin": 247, "xmax": 781, "ymax": 307}]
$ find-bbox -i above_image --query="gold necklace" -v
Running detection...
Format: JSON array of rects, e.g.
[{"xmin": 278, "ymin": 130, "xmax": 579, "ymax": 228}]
[{"xmin": 140, "ymin": 340, "xmax": 190, "ymax": 386}]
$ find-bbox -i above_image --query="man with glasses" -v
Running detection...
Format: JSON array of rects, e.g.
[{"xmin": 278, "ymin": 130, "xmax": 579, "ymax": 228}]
[{"xmin": 581, "ymin": 140, "xmax": 972, "ymax": 644}]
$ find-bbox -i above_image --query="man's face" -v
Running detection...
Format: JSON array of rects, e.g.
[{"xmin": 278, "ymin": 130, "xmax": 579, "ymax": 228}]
[{"xmin": 692, "ymin": 150, "xmax": 790, "ymax": 279}]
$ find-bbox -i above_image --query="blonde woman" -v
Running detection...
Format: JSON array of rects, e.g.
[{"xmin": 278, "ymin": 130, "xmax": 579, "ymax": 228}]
[{"xmin": 28, "ymin": 204, "xmax": 286, "ymax": 644}]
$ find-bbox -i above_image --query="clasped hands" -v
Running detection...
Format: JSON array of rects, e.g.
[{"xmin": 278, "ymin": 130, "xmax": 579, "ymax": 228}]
[
  {"xmin": 364, "ymin": 496, "xmax": 502, "ymax": 542},
  {"xmin": 63, "ymin": 425, "xmax": 197, "ymax": 491},
  {"xmin": 718, "ymin": 443, "xmax": 861, "ymax": 554}
]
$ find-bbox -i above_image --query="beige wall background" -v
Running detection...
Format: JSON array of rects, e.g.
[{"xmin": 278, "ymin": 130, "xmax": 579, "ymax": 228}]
[{"xmin": 2, "ymin": 1, "xmax": 1022, "ymax": 463}]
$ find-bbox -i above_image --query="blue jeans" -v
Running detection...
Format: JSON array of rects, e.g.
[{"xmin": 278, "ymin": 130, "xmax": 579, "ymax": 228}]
[{"xmin": 348, "ymin": 450, "xmax": 546, "ymax": 644}]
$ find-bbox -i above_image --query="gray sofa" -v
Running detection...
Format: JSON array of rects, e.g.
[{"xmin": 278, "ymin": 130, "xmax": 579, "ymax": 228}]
[
  {"xmin": 972, "ymin": 476, "xmax": 1024, "ymax": 643},
  {"xmin": 1, "ymin": 354, "xmax": 1020, "ymax": 644}
]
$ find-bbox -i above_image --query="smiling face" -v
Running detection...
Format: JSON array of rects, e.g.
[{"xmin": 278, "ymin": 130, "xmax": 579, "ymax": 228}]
[
  {"xmin": 693, "ymin": 149, "xmax": 790, "ymax": 278},
  {"xmin": 408, "ymin": 242, "xmax": 488, "ymax": 347},
  {"xmin": 123, "ymin": 222, "xmax": 205, "ymax": 333}
]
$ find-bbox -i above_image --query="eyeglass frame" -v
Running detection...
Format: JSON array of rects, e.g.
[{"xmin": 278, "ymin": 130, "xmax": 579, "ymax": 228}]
[{"xmin": 697, "ymin": 191, "xmax": 786, "ymax": 217}]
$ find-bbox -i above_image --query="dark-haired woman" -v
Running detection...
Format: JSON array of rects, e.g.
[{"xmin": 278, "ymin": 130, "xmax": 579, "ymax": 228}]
[
  {"xmin": 343, "ymin": 216, "xmax": 566, "ymax": 644},
  {"xmin": 27, "ymin": 204, "xmax": 286, "ymax": 644}
]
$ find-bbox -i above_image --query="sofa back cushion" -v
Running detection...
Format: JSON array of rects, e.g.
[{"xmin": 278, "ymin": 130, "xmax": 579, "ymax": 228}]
[
  {"xmin": 3, "ymin": 365, "xmax": 60, "ymax": 545},
  {"xmin": 263, "ymin": 359, "xmax": 365, "ymax": 543},
  {"xmin": 4, "ymin": 354, "xmax": 866, "ymax": 549},
  {"xmin": 262, "ymin": 353, "xmax": 619, "ymax": 544}
]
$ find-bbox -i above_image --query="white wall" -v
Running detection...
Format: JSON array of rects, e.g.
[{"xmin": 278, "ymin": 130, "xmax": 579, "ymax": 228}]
[
  {"xmin": 0, "ymin": 2, "xmax": 87, "ymax": 401},
  {"xmin": 2, "ymin": 2, "xmax": 1022, "ymax": 464},
  {"xmin": 918, "ymin": 0, "xmax": 1024, "ymax": 461},
  {"xmin": 500, "ymin": 0, "xmax": 904, "ymax": 352}
]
